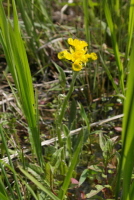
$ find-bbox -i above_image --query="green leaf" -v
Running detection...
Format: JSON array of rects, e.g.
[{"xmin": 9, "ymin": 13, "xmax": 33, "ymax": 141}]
[
  {"xmin": 58, "ymin": 131, "xmax": 84, "ymax": 199},
  {"xmin": 79, "ymin": 169, "xmax": 89, "ymax": 186},
  {"xmin": 103, "ymin": 0, "xmax": 124, "ymax": 94},
  {"xmin": 0, "ymin": 193, "xmax": 9, "ymax": 200},
  {"xmin": 19, "ymin": 166, "xmax": 60, "ymax": 200},
  {"xmin": 115, "ymin": 40, "xmax": 134, "ymax": 200},
  {"xmin": 0, "ymin": 178, "xmax": 9, "ymax": 199},
  {"xmin": 53, "ymin": 62, "xmax": 66, "ymax": 89},
  {"xmin": 125, "ymin": 0, "xmax": 134, "ymax": 64},
  {"xmin": 86, "ymin": 185, "xmax": 105, "ymax": 198}
]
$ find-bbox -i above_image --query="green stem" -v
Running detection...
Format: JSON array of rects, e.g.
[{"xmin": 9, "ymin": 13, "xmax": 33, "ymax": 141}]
[{"xmin": 57, "ymin": 72, "xmax": 79, "ymax": 147}]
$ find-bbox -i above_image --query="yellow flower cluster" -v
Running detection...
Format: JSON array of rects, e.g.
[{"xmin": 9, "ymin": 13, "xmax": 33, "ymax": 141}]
[{"xmin": 58, "ymin": 38, "xmax": 97, "ymax": 71}]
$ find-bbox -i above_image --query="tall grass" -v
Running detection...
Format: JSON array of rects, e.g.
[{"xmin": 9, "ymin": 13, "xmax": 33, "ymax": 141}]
[
  {"xmin": 103, "ymin": 0, "xmax": 124, "ymax": 94},
  {"xmin": 124, "ymin": 0, "xmax": 134, "ymax": 66},
  {"xmin": 16, "ymin": 0, "xmax": 54, "ymax": 71},
  {"xmin": 83, "ymin": 0, "xmax": 90, "ymax": 48},
  {"xmin": 115, "ymin": 36, "xmax": 134, "ymax": 200},
  {"xmin": 0, "ymin": 0, "xmax": 42, "ymax": 165},
  {"xmin": 0, "ymin": 125, "xmax": 22, "ymax": 199}
]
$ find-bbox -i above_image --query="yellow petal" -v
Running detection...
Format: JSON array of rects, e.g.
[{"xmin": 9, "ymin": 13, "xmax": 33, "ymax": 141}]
[
  {"xmin": 72, "ymin": 61, "xmax": 83, "ymax": 71},
  {"xmin": 58, "ymin": 50, "xmax": 67, "ymax": 59},
  {"xmin": 64, "ymin": 52, "xmax": 73, "ymax": 60},
  {"xmin": 74, "ymin": 39, "xmax": 88, "ymax": 50},
  {"xmin": 68, "ymin": 38, "xmax": 74, "ymax": 46},
  {"xmin": 69, "ymin": 47, "xmax": 74, "ymax": 54},
  {"xmin": 68, "ymin": 38, "xmax": 88, "ymax": 50},
  {"xmin": 90, "ymin": 53, "xmax": 97, "ymax": 60}
]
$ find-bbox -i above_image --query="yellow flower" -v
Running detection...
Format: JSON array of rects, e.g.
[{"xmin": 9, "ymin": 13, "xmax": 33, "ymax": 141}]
[
  {"xmin": 72, "ymin": 60, "xmax": 83, "ymax": 71},
  {"xmin": 68, "ymin": 38, "xmax": 88, "ymax": 50},
  {"xmin": 58, "ymin": 38, "xmax": 97, "ymax": 71},
  {"xmin": 69, "ymin": 48, "xmax": 87, "ymax": 62}
]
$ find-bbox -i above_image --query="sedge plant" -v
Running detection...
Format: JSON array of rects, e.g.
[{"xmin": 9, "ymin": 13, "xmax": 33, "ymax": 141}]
[
  {"xmin": 16, "ymin": 0, "xmax": 54, "ymax": 72},
  {"xmin": 0, "ymin": 125, "xmax": 22, "ymax": 200},
  {"xmin": 103, "ymin": 0, "xmax": 124, "ymax": 94},
  {"xmin": 115, "ymin": 40, "xmax": 134, "ymax": 200},
  {"xmin": 0, "ymin": 0, "xmax": 42, "ymax": 165}
]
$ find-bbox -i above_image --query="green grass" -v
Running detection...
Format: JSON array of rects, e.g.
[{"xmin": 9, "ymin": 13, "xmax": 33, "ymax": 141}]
[
  {"xmin": 0, "ymin": 0, "xmax": 134, "ymax": 199},
  {"xmin": 115, "ymin": 32, "xmax": 134, "ymax": 200},
  {"xmin": 0, "ymin": 0, "xmax": 42, "ymax": 166}
]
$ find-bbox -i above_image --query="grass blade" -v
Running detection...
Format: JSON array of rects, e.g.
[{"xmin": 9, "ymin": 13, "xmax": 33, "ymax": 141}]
[
  {"xmin": 125, "ymin": 0, "xmax": 134, "ymax": 65},
  {"xmin": 19, "ymin": 166, "xmax": 60, "ymax": 200},
  {"xmin": 0, "ymin": 178, "xmax": 10, "ymax": 200},
  {"xmin": 0, "ymin": 0, "xmax": 42, "ymax": 165},
  {"xmin": 83, "ymin": 0, "xmax": 90, "ymax": 47},
  {"xmin": 115, "ymin": 41, "xmax": 134, "ymax": 199},
  {"xmin": 103, "ymin": 0, "xmax": 124, "ymax": 94},
  {"xmin": 58, "ymin": 131, "xmax": 84, "ymax": 199},
  {"xmin": 0, "ymin": 125, "xmax": 22, "ymax": 200}
]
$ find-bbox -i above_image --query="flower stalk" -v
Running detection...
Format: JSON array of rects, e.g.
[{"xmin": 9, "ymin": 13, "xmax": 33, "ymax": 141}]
[
  {"xmin": 57, "ymin": 71, "xmax": 78, "ymax": 147},
  {"xmin": 57, "ymin": 38, "xmax": 97, "ymax": 147}
]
